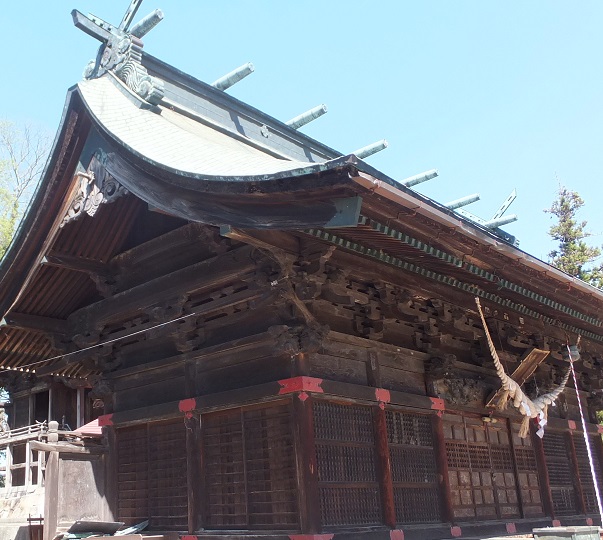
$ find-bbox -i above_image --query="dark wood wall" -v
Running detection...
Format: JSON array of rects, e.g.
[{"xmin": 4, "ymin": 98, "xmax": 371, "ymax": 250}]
[{"xmin": 41, "ymin": 211, "xmax": 603, "ymax": 538}]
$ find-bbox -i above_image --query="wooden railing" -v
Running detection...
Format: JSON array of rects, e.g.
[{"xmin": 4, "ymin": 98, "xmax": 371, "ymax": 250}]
[
  {"xmin": 0, "ymin": 422, "xmax": 47, "ymax": 442},
  {"xmin": 0, "ymin": 422, "xmax": 48, "ymax": 491}
]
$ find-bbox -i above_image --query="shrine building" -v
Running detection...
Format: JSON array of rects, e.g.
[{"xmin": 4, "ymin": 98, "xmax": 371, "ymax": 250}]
[{"xmin": 1, "ymin": 3, "xmax": 603, "ymax": 540}]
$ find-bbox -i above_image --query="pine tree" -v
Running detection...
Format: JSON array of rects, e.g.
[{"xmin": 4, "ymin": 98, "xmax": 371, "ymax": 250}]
[{"xmin": 546, "ymin": 186, "xmax": 603, "ymax": 288}]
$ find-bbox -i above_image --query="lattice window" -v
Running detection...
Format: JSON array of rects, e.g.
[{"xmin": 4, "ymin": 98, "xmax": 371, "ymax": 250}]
[
  {"xmin": 386, "ymin": 410, "xmax": 440, "ymax": 524},
  {"xmin": 514, "ymin": 447, "xmax": 537, "ymax": 470},
  {"xmin": 543, "ymin": 431, "xmax": 576, "ymax": 515},
  {"xmin": 490, "ymin": 446, "xmax": 514, "ymax": 471},
  {"xmin": 203, "ymin": 403, "xmax": 298, "ymax": 530},
  {"xmin": 313, "ymin": 401, "xmax": 381, "ymax": 527},
  {"xmin": 572, "ymin": 433, "xmax": 603, "ymax": 514},
  {"xmin": 116, "ymin": 420, "xmax": 188, "ymax": 530},
  {"xmin": 511, "ymin": 422, "xmax": 544, "ymax": 517},
  {"xmin": 387, "ymin": 409, "xmax": 433, "ymax": 447},
  {"xmin": 445, "ymin": 440, "xmax": 470, "ymax": 469},
  {"xmin": 443, "ymin": 414, "xmax": 520, "ymax": 521},
  {"xmin": 468, "ymin": 444, "xmax": 492, "ymax": 470}
]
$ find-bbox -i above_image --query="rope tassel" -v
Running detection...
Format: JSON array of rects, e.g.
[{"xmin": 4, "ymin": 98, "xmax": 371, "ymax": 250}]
[{"xmin": 475, "ymin": 297, "xmax": 570, "ymax": 438}]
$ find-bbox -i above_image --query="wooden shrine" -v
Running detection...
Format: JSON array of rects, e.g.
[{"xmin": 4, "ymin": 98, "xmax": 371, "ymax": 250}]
[{"xmin": 1, "ymin": 3, "xmax": 603, "ymax": 540}]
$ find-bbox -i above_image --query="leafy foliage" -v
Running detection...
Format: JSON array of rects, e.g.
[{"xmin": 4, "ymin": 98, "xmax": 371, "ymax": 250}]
[
  {"xmin": 0, "ymin": 120, "xmax": 49, "ymax": 259},
  {"xmin": 546, "ymin": 186, "xmax": 603, "ymax": 288}
]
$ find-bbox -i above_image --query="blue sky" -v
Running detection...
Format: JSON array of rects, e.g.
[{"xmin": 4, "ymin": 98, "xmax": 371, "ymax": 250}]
[{"xmin": 2, "ymin": 1, "xmax": 602, "ymax": 261}]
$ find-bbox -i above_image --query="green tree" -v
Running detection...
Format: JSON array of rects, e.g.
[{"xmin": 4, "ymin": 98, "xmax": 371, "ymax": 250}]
[
  {"xmin": 546, "ymin": 186, "xmax": 603, "ymax": 288},
  {"xmin": 0, "ymin": 121, "xmax": 49, "ymax": 259}
]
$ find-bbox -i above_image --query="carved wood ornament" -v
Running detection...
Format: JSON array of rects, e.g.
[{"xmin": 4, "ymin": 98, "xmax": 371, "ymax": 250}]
[{"xmin": 62, "ymin": 153, "xmax": 128, "ymax": 227}]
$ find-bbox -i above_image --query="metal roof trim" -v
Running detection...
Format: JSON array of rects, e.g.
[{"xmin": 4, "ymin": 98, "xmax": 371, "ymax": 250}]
[{"xmin": 350, "ymin": 172, "xmax": 603, "ymax": 306}]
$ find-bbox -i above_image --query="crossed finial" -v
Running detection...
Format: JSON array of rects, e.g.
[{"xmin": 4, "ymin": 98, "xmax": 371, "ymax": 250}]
[{"xmin": 72, "ymin": 0, "xmax": 164, "ymax": 105}]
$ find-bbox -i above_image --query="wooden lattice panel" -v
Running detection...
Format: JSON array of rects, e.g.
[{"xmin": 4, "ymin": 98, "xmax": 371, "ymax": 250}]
[
  {"xmin": 203, "ymin": 403, "xmax": 298, "ymax": 529},
  {"xmin": 204, "ymin": 410, "xmax": 246, "ymax": 527},
  {"xmin": 572, "ymin": 433, "xmax": 603, "ymax": 514},
  {"xmin": 148, "ymin": 422, "xmax": 188, "ymax": 529},
  {"xmin": 511, "ymin": 422, "xmax": 544, "ymax": 517},
  {"xmin": 542, "ymin": 431, "xmax": 576, "ymax": 515},
  {"xmin": 443, "ymin": 414, "xmax": 520, "ymax": 520},
  {"xmin": 116, "ymin": 420, "xmax": 188, "ymax": 530},
  {"xmin": 386, "ymin": 410, "xmax": 440, "ymax": 524},
  {"xmin": 313, "ymin": 401, "xmax": 381, "ymax": 527}
]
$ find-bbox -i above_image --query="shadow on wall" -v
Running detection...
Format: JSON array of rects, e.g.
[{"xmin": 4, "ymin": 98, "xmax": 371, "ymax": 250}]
[
  {"xmin": 0, "ymin": 524, "xmax": 31, "ymax": 540},
  {"xmin": 0, "ymin": 489, "xmax": 44, "ymax": 540}
]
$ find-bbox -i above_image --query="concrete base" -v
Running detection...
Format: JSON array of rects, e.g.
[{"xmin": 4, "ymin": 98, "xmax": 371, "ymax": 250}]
[{"xmin": 533, "ymin": 526, "xmax": 601, "ymax": 540}]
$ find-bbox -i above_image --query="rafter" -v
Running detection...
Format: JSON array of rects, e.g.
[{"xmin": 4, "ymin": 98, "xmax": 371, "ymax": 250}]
[{"xmin": 0, "ymin": 312, "xmax": 68, "ymax": 336}]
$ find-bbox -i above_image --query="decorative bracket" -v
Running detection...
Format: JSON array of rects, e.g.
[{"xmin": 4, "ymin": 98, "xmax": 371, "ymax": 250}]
[{"xmin": 62, "ymin": 153, "xmax": 128, "ymax": 227}]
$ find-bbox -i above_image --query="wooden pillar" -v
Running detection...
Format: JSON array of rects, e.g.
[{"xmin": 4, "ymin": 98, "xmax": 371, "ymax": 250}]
[
  {"xmin": 28, "ymin": 395, "xmax": 35, "ymax": 426},
  {"xmin": 186, "ymin": 415, "xmax": 202, "ymax": 534},
  {"xmin": 567, "ymin": 431, "xmax": 587, "ymax": 514},
  {"xmin": 37, "ymin": 447, "xmax": 44, "ymax": 487},
  {"xmin": 105, "ymin": 427, "xmax": 118, "ymax": 523},
  {"xmin": 373, "ymin": 406, "xmax": 396, "ymax": 528},
  {"xmin": 532, "ymin": 429, "xmax": 555, "ymax": 518},
  {"xmin": 432, "ymin": 414, "xmax": 454, "ymax": 523},
  {"xmin": 76, "ymin": 387, "xmax": 85, "ymax": 428},
  {"xmin": 293, "ymin": 394, "xmax": 321, "ymax": 533},
  {"xmin": 25, "ymin": 440, "xmax": 31, "ymax": 489},
  {"xmin": 48, "ymin": 387, "xmax": 53, "ymax": 422},
  {"xmin": 5, "ymin": 443, "xmax": 12, "ymax": 489},
  {"xmin": 507, "ymin": 418, "xmax": 526, "ymax": 519}
]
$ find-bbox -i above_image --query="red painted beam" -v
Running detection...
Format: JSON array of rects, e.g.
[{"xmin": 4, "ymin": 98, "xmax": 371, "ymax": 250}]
[{"xmin": 278, "ymin": 376, "xmax": 324, "ymax": 394}]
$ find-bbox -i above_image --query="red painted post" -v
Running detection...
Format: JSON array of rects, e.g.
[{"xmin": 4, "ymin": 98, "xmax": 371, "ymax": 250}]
[{"xmin": 293, "ymin": 395, "xmax": 321, "ymax": 533}]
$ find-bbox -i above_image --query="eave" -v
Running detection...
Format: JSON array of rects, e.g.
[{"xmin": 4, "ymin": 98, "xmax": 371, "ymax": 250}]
[{"xmin": 1, "ymin": 72, "xmax": 603, "ymax": 378}]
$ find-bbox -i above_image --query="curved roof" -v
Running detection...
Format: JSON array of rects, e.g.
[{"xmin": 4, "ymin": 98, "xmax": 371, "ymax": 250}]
[
  {"xmin": 79, "ymin": 74, "xmax": 328, "ymax": 179},
  {"xmin": 1, "ymin": 57, "xmax": 603, "ymax": 379}
]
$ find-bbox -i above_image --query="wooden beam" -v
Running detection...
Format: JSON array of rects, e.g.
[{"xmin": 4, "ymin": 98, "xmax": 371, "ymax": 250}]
[
  {"xmin": 29, "ymin": 440, "xmax": 106, "ymax": 454},
  {"xmin": 42, "ymin": 250, "xmax": 110, "ymax": 276},
  {"xmin": 67, "ymin": 244, "xmax": 256, "ymax": 331},
  {"xmin": 220, "ymin": 226, "xmax": 300, "ymax": 257},
  {"xmin": 98, "ymin": 375, "xmax": 451, "ymax": 429},
  {"xmin": 34, "ymin": 345, "xmax": 111, "ymax": 377},
  {"xmin": 366, "ymin": 350, "xmax": 382, "ymax": 387},
  {"xmin": 36, "ymin": 286, "xmax": 266, "ymax": 376},
  {"xmin": 1, "ymin": 312, "xmax": 68, "ymax": 335}
]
